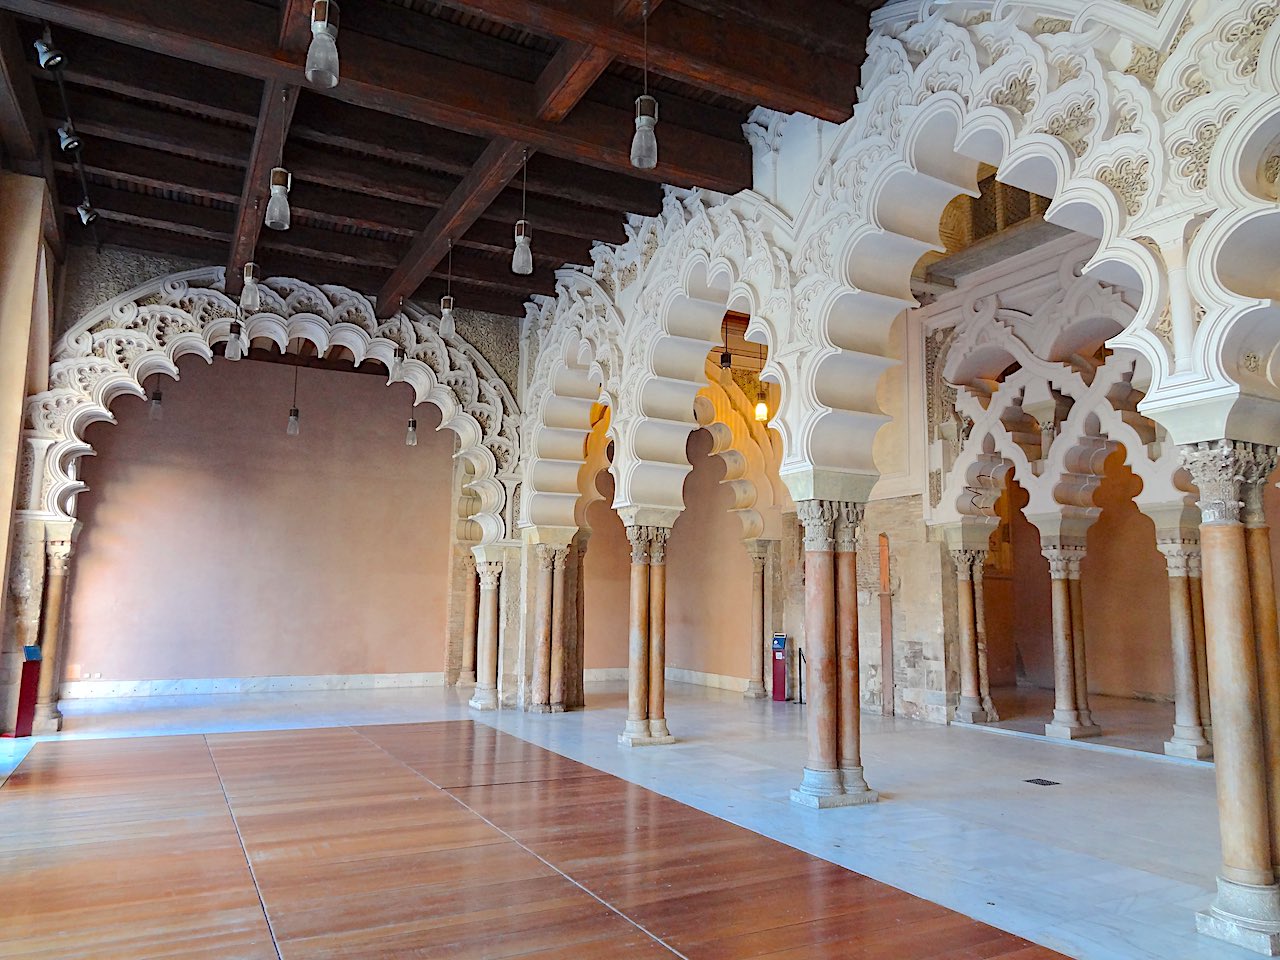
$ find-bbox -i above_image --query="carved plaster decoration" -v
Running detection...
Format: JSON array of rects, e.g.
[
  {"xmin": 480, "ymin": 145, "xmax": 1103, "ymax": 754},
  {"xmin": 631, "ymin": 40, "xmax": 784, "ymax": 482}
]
[
  {"xmin": 1097, "ymin": 155, "xmax": 1151, "ymax": 215},
  {"xmin": 22, "ymin": 269, "xmax": 521, "ymax": 544}
]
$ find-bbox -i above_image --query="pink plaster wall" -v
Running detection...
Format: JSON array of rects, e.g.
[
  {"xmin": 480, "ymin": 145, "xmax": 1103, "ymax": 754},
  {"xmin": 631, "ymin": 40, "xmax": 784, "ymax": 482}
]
[
  {"xmin": 64, "ymin": 356, "xmax": 456, "ymax": 681},
  {"xmin": 665, "ymin": 430, "xmax": 752, "ymax": 680},
  {"xmin": 579, "ymin": 430, "xmax": 754, "ymax": 680},
  {"xmin": 1268, "ymin": 464, "xmax": 1280, "ymax": 600},
  {"xmin": 1008, "ymin": 486, "xmax": 1055, "ymax": 689},
  {"xmin": 582, "ymin": 470, "xmax": 630, "ymax": 670}
]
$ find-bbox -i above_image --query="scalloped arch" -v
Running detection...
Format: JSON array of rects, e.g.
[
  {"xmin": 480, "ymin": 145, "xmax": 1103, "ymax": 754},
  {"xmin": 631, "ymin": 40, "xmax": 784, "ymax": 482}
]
[{"xmin": 18, "ymin": 268, "xmax": 521, "ymax": 544}]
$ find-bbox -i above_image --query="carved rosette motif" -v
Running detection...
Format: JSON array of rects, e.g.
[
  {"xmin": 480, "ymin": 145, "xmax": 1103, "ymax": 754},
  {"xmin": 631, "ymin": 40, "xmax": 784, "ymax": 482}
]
[{"xmin": 1181, "ymin": 439, "xmax": 1247, "ymax": 524}]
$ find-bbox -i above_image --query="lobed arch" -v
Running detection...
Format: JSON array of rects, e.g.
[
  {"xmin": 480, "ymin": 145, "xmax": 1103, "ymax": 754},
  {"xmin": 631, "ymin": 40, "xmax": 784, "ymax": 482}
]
[{"xmin": 17, "ymin": 268, "xmax": 521, "ymax": 543}]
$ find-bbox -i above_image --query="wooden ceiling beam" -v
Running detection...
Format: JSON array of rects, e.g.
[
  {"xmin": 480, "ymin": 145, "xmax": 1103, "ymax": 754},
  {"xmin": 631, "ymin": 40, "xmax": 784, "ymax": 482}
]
[
  {"xmin": 0, "ymin": 0, "xmax": 749, "ymax": 190},
  {"xmin": 429, "ymin": 0, "xmax": 855, "ymax": 121},
  {"xmin": 376, "ymin": 137, "xmax": 527, "ymax": 316},
  {"xmin": 0, "ymin": 13, "xmax": 60, "ymax": 253}
]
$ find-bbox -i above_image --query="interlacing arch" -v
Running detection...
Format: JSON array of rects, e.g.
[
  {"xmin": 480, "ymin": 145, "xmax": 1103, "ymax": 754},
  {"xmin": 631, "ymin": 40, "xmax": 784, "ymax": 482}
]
[{"xmin": 18, "ymin": 268, "xmax": 521, "ymax": 543}]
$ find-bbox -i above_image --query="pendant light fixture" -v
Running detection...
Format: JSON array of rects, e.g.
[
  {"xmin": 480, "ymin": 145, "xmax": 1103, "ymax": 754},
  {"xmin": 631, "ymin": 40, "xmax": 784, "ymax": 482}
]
[
  {"xmin": 56, "ymin": 122, "xmax": 80, "ymax": 153},
  {"xmin": 76, "ymin": 199, "xmax": 97, "ymax": 225},
  {"xmin": 265, "ymin": 167, "xmax": 291, "ymax": 231},
  {"xmin": 719, "ymin": 319, "xmax": 732, "ymax": 370},
  {"xmin": 391, "ymin": 345, "xmax": 405, "ymax": 380},
  {"xmin": 512, "ymin": 149, "xmax": 533, "ymax": 275},
  {"xmin": 631, "ymin": 0, "xmax": 658, "ymax": 170},
  {"xmin": 405, "ymin": 404, "xmax": 418, "ymax": 447},
  {"xmin": 286, "ymin": 365, "xmax": 301, "ymax": 437},
  {"xmin": 34, "ymin": 26, "xmax": 64, "ymax": 70},
  {"xmin": 755, "ymin": 386, "xmax": 769, "ymax": 423},
  {"xmin": 305, "ymin": 0, "xmax": 340, "ymax": 89},
  {"xmin": 239, "ymin": 262, "xmax": 261, "ymax": 313},
  {"xmin": 147, "ymin": 376, "xmax": 163, "ymax": 422},
  {"xmin": 439, "ymin": 240, "xmax": 456, "ymax": 338}
]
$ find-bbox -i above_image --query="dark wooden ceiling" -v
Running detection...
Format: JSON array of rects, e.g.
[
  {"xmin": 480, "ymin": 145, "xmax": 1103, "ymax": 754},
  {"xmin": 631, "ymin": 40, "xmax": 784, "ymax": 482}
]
[{"xmin": 0, "ymin": 0, "xmax": 882, "ymax": 318}]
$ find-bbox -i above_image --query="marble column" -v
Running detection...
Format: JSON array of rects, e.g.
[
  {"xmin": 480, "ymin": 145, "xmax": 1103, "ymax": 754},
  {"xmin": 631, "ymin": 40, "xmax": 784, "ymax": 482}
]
[
  {"xmin": 618, "ymin": 525, "xmax": 652, "ymax": 746},
  {"xmin": 745, "ymin": 543, "xmax": 768, "ymax": 699},
  {"xmin": 836, "ymin": 503, "xmax": 876, "ymax": 801},
  {"xmin": 549, "ymin": 546, "xmax": 569, "ymax": 713},
  {"xmin": 1243, "ymin": 445, "xmax": 1280, "ymax": 877},
  {"xmin": 568, "ymin": 534, "xmax": 589, "ymax": 711},
  {"xmin": 1065, "ymin": 556, "xmax": 1098, "ymax": 732},
  {"xmin": 529, "ymin": 545, "xmax": 555, "ymax": 713},
  {"xmin": 1184, "ymin": 440, "xmax": 1280, "ymax": 954},
  {"xmin": 647, "ymin": 528, "xmax": 674, "ymax": 742},
  {"xmin": 458, "ymin": 555, "xmax": 478, "ymax": 685},
  {"xmin": 1158, "ymin": 540, "xmax": 1212, "ymax": 760},
  {"xmin": 468, "ymin": 560, "xmax": 502, "ymax": 711},
  {"xmin": 951, "ymin": 547, "xmax": 988, "ymax": 724},
  {"xmin": 1042, "ymin": 546, "xmax": 1097, "ymax": 739},
  {"xmin": 1190, "ymin": 553, "xmax": 1212, "ymax": 741},
  {"xmin": 791, "ymin": 500, "xmax": 871, "ymax": 808},
  {"xmin": 973, "ymin": 559, "xmax": 998, "ymax": 721},
  {"xmin": 33, "ymin": 536, "xmax": 74, "ymax": 733},
  {"xmin": 1, "ymin": 521, "xmax": 46, "ymax": 732}
]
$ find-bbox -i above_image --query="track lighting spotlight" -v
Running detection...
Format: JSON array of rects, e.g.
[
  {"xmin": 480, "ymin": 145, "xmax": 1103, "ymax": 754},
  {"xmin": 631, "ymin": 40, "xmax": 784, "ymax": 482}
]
[
  {"xmin": 76, "ymin": 199, "xmax": 97, "ymax": 225},
  {"xmin": 265, "ymin": 167, "xmax": 291, "ymax": 231},
  {"xmin": 306, "ymin": 0, "xmax": 340, "ymax": 89},
  {"xmin": 57, "ymin": 122, "xmax": 81, "ymax": 153},
  {"xmin": 34, "ymin": 28, "xmax": 63, "ymax": 71}
]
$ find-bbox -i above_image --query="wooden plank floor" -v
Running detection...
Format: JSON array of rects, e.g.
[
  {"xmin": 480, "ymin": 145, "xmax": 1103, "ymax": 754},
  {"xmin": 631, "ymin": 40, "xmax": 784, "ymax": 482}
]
[{"xmin": 1, "ymin": 722, "xmax": 1066, "ymax": 959}]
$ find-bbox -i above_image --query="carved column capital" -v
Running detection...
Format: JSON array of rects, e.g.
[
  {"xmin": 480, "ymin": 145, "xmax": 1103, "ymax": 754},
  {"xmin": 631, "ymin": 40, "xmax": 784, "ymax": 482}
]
[
  {"xmin": 834, "ymin": 502, "xmax": 864, "ymax": 554},
  {"xmin": 477, "ymin": 561, "xmax": 502, "ymax": 590},
  {"xmin": 550, "ymin": 546, "xmax": 569, "ymax": 571},
  {"xmin": 1157, "ymin": 539, "xmax": 1199, "ymax": 578},
  {"xmin": 950, "ymin": 548, "xmax": 985, "ymax": 582},
  {"xmin": 1181, "ymin": 439, "xmax": 1247, "ymax": 525},
  {"xmin": 626, "ymin": 525, "xmax": 652, "ymax": 565},
  {"xmin": 45, "ymin": 539, "xmax": 74, "ymax": 576},
  {"xmin": 1187, "ymin": 550, "xmax": 1202, "ymax": 579},
  {"xmin": 1241, "ymin": 442, "xmax": 1279, "ymax": 528},
  {"xmin": 463, "ymin": 553, "xmax": 477, "ymax": 571},
  {"xmin": 648, "ymin": 527, "xmax": 670, "ymax": 566},
  {"xmin": 1041, "ymin": 545, "xmax": 1083, "ymax": 580},
  {"xmin": 796, "ymin": 499, "xmax": 837, "ymax": 552},
  {"xmin": 536, "ymin": 544, "xmax": 556, "ymax": 571}
]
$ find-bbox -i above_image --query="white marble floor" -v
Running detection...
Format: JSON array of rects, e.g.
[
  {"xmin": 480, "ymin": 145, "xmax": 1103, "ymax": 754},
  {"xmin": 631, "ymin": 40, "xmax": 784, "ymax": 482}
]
[{"xmin": 2, "ymin": 682, "xmax": 1250, "ymax": 960}]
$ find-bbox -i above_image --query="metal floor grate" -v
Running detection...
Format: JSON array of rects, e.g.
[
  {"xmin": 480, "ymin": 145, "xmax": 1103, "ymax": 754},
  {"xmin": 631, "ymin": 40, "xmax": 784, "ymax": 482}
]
[{"xmin": 1024, "ymin": 778, "xmax": 1060, "ymax": 786}]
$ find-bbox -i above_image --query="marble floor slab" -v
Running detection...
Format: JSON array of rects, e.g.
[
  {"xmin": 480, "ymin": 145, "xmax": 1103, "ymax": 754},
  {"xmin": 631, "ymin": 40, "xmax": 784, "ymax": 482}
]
[{"xmin": 2, "ymin": 681, "xmax": 1251, "ymax": 960}]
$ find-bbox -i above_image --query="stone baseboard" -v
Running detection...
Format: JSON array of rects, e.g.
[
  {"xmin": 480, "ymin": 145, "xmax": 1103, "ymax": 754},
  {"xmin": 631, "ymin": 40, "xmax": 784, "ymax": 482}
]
[{"xmin": 59, "ymin": 672, "xmax": 447, "ymax": 700}]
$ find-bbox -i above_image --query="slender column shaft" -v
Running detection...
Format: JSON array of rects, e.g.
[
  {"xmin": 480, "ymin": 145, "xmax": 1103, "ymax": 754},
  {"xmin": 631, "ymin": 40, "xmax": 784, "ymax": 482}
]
[
  {"xmin": 806, "ymin": 548, "xmax": 838, "ymax": 771},
  {"xmin": 33, "ymin": 541, "xmax": 73, "ymax": 731},
  {"xmin": 834, "ymin": 504, "xmax": 871, "ymax": 799},
  {"xmin": 973, "ymin": 561, "xmax": 997, "ymax": 721},
  {"xmin": 459, "ymin": 556, "xmax": 478, "ymax": 683},
  {"xmin": 746, "ymin": 549, "xmax": 767, "ymax": 699},
  {"xmin": 468, "ymin": 561, "xmax": 502, "ymax": 710},
  {"xmin": 1159, "ymin": 542, "xmax": 1210, "ymax": 758},
  {"xmin": 1243, "ymin": 447, "xmax": 1280, "ymax": 874},
  {"xmin": 570, "ymin": 537, "xmax": 589, "ymax": 710},
  {"xmin": 1045, "ymin": 556, "xmax": 1081, "ymax": 733},
  {"xmin": 530, "ymin": 546, "xmax": 554, "ymax": 711},
  {"xmin": 1190, "ymin": 567, "xmax": 1212, "ymax": 736},
  {"xmin": 549, "ymin": 548, "xmax": 568, "ymax": 711},
  {"xmin": 648, "ymin": 529, "xmax": 670, "ymax": 740},
  {"xmin": 1067, "ymin": 570, "xmax": 1094, "ymax": 728},
  {"xmin": 951, "ymin": 548, "xmax": 986, "ymax": 723},
  {"xmin": 620, "ymin": 526, "xmax": 650, "ymax": 743}
]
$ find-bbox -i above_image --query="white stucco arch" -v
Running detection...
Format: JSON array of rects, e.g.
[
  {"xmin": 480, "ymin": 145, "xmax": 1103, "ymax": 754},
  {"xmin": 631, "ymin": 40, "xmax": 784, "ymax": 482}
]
[{"xmin": 18, "ymin": 268, "xmax": 521, "ymax": 543}]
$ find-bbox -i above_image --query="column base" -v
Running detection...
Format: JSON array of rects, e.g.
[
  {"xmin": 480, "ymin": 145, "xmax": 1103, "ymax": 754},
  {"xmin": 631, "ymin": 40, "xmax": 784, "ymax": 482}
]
[
  {"xmin": 1196, "ymin": 877, "xmax": 1280, "ymax": 955},
  {"xmin": 1078, "ymin": 708, "xmax": 1097, "ymax": 728},
  {"xmin": 791, "ymin": 767, "xmax": 877, "ymax": 808},
  {"xmin": 468, "ymin": 687, "xmax": 498, "ymax": 711},
  {"xmin": 527, "ymin": 703, "xmax": 552, "ymax": 714},
  {"xmin": 744, "ymin": 682, "xmax": 767, "ymax": 700},
  {"xmin": 840, "ymin": 765, "xmax": 879, "ymax": 804},
  {"xmin": 1045, "ymin": 721, "xmax": 1102, "ymax": 740},
  {"xmin": 32, "ymin": 704, "xmax": 63, "ymax": 734},
  {"xmin": 1165, "ymin": 728, "xmax": 1213, "ymax": 760},
  {"xmin": 456, "ymin": 671, "xmax": 477, "ymax": 685},
  {"xmin": 981, "ymin": 699, "xmax": 1000, "ymax": 722},
  {"xmin": 618, "ymin": 732, "xmax": 676, "ymax": 747},
  {"xmin": 550, "ymin": 704, "xmax": 566, "ymax": 714},
  {"xmin": 953, "ymin": 697, "xmax": 988, "ymax": 725}
]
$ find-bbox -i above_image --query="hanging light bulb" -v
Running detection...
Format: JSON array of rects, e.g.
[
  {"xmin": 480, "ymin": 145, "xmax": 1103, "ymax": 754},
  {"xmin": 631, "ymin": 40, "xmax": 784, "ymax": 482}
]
[
  {"xmin": 512, "ymin": 148, "xmax": 534, "ymax": 275},
  {"xmin": 439, "ymin": 240, "xmax": 456, "ymax": 337},
  {"xmin": 305, "ymin": 0, "xmax": 340, "ymax": 89},
  {"xmin": 391, "ymin": 345, "xmax": 405, "ymax": 379},
  {"xmin": 34, "ymin": 28, "xmax": 64, "ymax": 71},
  {"xmin": 148, "ymin": 379, "xmax": 163, "ymax": 422},
  {"xmin": 264, "ymin": 167, "xmax": 291, "ymax": 231},
  {"xmin": 286, "ymin": 366, "xmax": 300, "ymax": 436},
  {"xmin": 57, "ymin": 122, "xmax": 81, "ymax": 153},
  {"xmin": 240, "ymin": 262, "xmax": 261, "ymax": 313},
  {"xmin": 76, "ymin": 199, "xmax": 97, "ymax": 225},
  {"xmin": 719, "ymin": 348, "xmax": 732, "ymax": 370},
  {"xmin": 226, "ymin": 321, "xmax": 244, "ymax": 361},
  {"xmin": 755, "ymin": 386, "xmax": 769, "ymax": 423},
  {"xmin": 630, "ymin": 1, "xmax": 658, "ymax": 170},
  {"xmin": 405, "ymin": 415, "xmax": 418, "ymax": 447}
]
